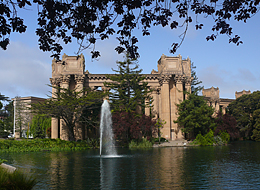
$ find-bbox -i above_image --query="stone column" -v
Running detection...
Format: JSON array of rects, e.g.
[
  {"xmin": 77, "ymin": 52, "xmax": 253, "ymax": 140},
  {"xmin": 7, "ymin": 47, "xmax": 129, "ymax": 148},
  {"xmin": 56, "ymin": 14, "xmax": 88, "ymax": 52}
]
[
  {"xmin": 215, "ymin": 100, "xmax": 220, "ymax": 114},
  {"xmin": 175, "ymin": 75, "xmax": 184, "ymax": 140},
  {"xmin": 60, "ymin": 75, "xmax": 70, "ymax": 140},
  {"xmin": 222, "ymin": 106, "xmax": 226, "ymax": 115},
  {"xmin": 151, "ymin": 87, "xmax": 159, "ymax": 119},
  {"xmin": 75, "ymin": 75, "xmax": 85, "ymax": 93},
  {"xmin": 170, "ymin": 79, "xmax": 176, "ymax": 140},
  {"xmin": 50, "ymin": 78, "xmax": 60, "ymax": 139},
  {"xmin": 160, "ymin": 75, "xmax": 171, "ymax": 140},
  {"xmin": 75, "ymin": 75, "xmax": 85, "ymax": 140},
  {"xmin": 145, "ymin": 98, "xmax": 150, "ymax": 116}
]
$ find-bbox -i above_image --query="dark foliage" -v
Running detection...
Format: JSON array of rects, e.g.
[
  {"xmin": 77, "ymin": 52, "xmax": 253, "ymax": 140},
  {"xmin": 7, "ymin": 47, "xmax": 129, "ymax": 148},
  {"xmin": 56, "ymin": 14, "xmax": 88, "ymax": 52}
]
[
  {"xmin": 228, "ymin": 91, "xmax": 260, "ymax": 140},
  {"xmin": 174, "ymin": 92, "xmax": 216, "ymax": 139},
  {"xmin": 104, "ymin": 55, "xmax": 152, "ymax": 114},
  {"xmin": 1, "ymin": 0, "xmax": 259, "ymax": 59},
  {"xmin": 30, "ymin": 114, "xmax": 51, "ymax": 138},
  {"xmin": 215, "ymin": 112, "xmax": 240, "ymax": 140},
  {"xmin": 112, "ymin": 111, "xmax": 156, "ymax": 144},
  {"xmin": 251, "ymin": 109, "xmax": 260, "ymax": 141},
  {"xmin": 80, "ymin": 101, "xmax": 103, "ymax": 138},
  {"xmin": 31, "ymin": 86, "xmax": 106, "ymax": 141}
]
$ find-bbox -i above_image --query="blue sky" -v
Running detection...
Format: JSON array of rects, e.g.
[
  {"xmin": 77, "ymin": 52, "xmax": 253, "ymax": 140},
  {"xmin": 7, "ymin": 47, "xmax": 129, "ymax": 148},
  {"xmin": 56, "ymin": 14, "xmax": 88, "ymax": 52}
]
[{"xmin": 0, "ymin": 5, "xmax": 259, "ymax": 100}]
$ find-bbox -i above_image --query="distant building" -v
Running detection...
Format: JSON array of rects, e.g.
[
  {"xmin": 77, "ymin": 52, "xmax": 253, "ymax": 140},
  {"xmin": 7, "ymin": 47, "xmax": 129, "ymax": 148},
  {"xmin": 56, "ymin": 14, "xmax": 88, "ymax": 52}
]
[
  {"xmin": 202, "ymin": 87, "xmax": 251, "ymax": 115},
  {"xmin": 12, "ymin": 96, "xmax": 46, "ymax": 138}
]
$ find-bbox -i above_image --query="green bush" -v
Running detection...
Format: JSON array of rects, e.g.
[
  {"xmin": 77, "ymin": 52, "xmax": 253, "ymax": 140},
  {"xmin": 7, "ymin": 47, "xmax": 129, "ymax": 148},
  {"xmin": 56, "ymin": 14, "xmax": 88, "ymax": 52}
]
[
  {"xmin": 193, "ymin": 130, "xmax": 215, "ymax": 146},
  {"xmin": 0, "ymin": 131, "xmax": 8, "ymax": 138},
  {"xmin": 0, "ymin": 167, "xmax": 37, "ymax": 190},
  {"xmin": 0, "ymin": 138, "xmax": 95, "ymax": 153},
  {"xmin": 219, "ymin": 131, "xmax": 230, "ymax": 144},
  {"xmin": 193, "ymin": 130, "xmax": 230, "ymax": 146},
  {"xmin": 129, "ymin": 138, "xmax": 153, "ymax": 149}
]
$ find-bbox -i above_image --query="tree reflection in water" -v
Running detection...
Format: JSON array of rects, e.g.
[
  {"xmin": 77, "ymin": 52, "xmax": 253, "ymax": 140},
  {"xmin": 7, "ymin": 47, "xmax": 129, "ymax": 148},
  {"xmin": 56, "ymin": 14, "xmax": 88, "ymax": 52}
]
[{"xmin": 1, "ymin": 141, "xmax": 260, "ymax": 189}]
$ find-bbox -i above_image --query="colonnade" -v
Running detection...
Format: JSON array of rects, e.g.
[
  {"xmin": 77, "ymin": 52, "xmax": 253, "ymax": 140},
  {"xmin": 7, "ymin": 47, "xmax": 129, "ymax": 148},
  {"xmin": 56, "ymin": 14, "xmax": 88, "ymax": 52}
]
[{"xmin": 50, "ymin": 54, "xmax": 192, "ymax": 140}]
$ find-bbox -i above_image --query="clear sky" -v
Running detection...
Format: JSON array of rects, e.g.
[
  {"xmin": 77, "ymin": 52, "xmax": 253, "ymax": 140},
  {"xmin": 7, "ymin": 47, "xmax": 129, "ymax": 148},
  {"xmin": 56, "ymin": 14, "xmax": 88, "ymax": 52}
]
[{"xmin": 0, "ymin": 5, "xmax": 259, "ymax": 101}]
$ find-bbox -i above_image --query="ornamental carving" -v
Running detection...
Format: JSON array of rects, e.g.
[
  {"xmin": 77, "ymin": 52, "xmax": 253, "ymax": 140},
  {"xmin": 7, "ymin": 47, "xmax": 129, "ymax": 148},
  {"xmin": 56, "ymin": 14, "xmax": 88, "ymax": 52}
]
[
  {"xmin": 185, "ymin": 77, "xmax": 192, "ymax": 86},
  {"xmin": 62, "ymin": 75, "xmax": 70, "ymax": 83},
  {"xmin": 174, "ymin": 75, "xmax": 184, "ymax": 84},
  {"xmin": 75, "ymin": 75, "xmax": 85, "ymax": 83},
  {"xmin": 159, "ymin": 75, "xmax": 171, "ymax": 85},
  {"xmin": 50, "ymin": 78, "xmax": 60, "ymax": 86},
  {"xmin": 151, "ymin": 86, "xmax": 161, "ymax": 94}
]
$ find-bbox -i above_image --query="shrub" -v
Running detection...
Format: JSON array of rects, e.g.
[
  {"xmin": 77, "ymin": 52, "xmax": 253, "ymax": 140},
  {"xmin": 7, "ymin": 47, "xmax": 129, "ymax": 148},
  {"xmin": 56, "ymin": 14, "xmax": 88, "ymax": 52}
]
[
  {"xmin": 193, "ymin": 129, "xmax": 230, "ymax": 146},
  {"xmin": 129, "ymin": 138, "xmax": 153, "ymax": 149},
  {"xmin": 113, "ymin": 111, "xmax": 157, "ymax": 144},
  {"xmin": 215, "ymin": 112, "xmax": 240, "ymax": 140},
  {"xmin": 0, "ymin": 138, "xmax": 94, "ymax": 153},
  {"xmin": 0, "ymin": 167, "xmax": 37, "ymax": 190},
  {"xmin": 219, "ymin": 131, "xmax": 230, "ymax": 144},
  {"xmin": 193, "ymin": 130, "xmax": 215, "ymax": 146}
]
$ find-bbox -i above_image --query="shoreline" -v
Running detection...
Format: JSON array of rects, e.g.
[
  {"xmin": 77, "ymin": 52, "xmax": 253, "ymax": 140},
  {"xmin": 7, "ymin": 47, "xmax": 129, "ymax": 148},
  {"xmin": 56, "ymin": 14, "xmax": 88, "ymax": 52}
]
[{"xmin": 153, "ymin": 140, "xmax": 194, "ymax": 147}]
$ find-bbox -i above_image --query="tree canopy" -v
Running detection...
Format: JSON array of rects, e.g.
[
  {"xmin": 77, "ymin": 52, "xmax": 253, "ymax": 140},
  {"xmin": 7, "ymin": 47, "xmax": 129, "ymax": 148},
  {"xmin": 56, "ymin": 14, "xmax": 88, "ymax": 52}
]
[
  {"xmin": 228, "ymin": 91, "xmax": 260, "ymax": 140},
  {"xmin": 31, "ymin": 86, "xmax": 106, "ymax": 141},
  {"xmin": 1, "ymin": 0, "xmax": 259, "ymax": 59},
  {"xmin": 30, "ymin": 114, "xmax": 51, "ymax": 138},
  {"xmin": 174, "ymin": 92, "xmax": 216, "ymax": 138},
  {"xmin": 104, "ymin": 55, "xmax": 156, "ymax": 144},
  {"xmin": 104, "ymin": 55, "xmax": 152, "ymax": 114}
]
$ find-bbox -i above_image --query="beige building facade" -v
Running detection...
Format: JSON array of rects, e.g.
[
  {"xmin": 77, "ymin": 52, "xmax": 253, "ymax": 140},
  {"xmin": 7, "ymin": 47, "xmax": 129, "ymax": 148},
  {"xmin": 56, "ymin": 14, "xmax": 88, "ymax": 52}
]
[
  {"xmin": 202, "ymin": 87, "xmax": 251, "ymax": 115},
  {"xmin": 50, "ymin": 54, "xmax": 192, "ymax": 140},
  {"xmin": 49, "ymin": 53, "xmax": 252, "ymax": 141},
  {"xmin": 12, "ymin": 96, "xmax": 46, "ymax": 138}
]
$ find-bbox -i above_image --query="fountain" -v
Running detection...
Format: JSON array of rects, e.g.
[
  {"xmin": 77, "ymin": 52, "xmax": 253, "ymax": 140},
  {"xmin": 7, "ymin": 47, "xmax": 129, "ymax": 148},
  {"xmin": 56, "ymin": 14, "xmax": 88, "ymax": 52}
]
[{"xmin": 100, "ymin": 100, "xmax": 117, "ymax": 157}]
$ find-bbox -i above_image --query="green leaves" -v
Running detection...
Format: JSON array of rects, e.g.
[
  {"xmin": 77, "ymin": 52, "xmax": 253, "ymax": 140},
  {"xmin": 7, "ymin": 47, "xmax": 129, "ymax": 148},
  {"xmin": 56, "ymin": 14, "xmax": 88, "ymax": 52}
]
[
  {"xmin": 30, "ymin": 114, "xmax": 51, "ymax": 138},
  {"xmin": 105, "ymin": 55, "xmax": 153, "ymax": 114},
  {"xmin": 228, "ymin": 91, "xmax": 260, "ymax": 140},
  {"xmin": 31, "ymin": 86, "xmax": 106, "ymax": 141},
  {"xmin": 175, "ymin": 93, "xmax": 216, "ymax": 138}
]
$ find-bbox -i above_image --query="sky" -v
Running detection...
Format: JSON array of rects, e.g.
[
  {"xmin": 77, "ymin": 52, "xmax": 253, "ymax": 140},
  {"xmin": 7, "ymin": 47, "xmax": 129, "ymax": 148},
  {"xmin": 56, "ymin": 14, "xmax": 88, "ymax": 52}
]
[{"xmin": 1, "ymin": 5, "xmax": 260, "ymax": 101}]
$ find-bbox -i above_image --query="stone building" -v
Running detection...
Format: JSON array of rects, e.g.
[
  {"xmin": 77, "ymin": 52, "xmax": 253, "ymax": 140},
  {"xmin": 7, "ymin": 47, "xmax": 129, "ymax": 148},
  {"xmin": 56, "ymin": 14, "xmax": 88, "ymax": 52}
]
[
  {"xmin": 12, "ymin": 96, "xmax": 46, "ymax": 138},
  {"xmin": 202, "ymin": 87, "xmax": 251, "ymax": 115},
  {"xmin": 49, "ymin": 53, "xmax": 252, "ymax": 141},
  {"xmin": 235, "ymin": 90, "xmax": 251, "ymax": 99},
  {"xmin": 50, "ymin": 54, "xmax": 192, "ymax": 140}
]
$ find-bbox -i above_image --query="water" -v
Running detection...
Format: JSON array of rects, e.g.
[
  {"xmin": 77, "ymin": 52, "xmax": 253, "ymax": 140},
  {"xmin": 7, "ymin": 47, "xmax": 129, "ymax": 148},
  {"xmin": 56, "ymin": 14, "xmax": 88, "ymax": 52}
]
[
  {"xmin": 100, "ymin": 100, "xmax": 117, "ymax": 156},
  {"xmin": 1, "ymin": 141, "xmax": 260, "ymax": 189}
]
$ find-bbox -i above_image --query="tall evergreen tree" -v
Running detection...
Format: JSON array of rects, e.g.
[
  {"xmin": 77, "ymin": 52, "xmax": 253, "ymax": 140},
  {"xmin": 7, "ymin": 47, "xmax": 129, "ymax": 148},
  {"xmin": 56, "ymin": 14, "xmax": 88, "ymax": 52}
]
[
  {"xmin": 104, "ymin": 55, "xmax": 156, "ymax": 143},
  {"xmin": 190, "ymin": 63, "xmax": 203, "ymax": 94},
  {"xmin": 104, "ymin": 55, "xmax": 153, "ymax": 114}
]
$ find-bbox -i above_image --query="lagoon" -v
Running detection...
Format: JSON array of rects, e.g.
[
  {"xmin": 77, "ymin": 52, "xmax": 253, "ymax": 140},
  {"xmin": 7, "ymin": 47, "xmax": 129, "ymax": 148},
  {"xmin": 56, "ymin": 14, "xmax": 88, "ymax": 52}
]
[{"xmin": 1, "ymin": 141, "xmax": 260, "ymax": 189}]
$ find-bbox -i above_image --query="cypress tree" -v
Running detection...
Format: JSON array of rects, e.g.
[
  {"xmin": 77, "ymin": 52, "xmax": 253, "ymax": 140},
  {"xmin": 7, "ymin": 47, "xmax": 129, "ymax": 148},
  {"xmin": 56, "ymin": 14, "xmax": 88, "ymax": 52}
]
[
  {"xmin": 104, "ymin": 55, "xmax": 156, "ymax": 143},
  {"xmin": 104, "ymin": 55, "xmax": 153, "ymax": 114}
]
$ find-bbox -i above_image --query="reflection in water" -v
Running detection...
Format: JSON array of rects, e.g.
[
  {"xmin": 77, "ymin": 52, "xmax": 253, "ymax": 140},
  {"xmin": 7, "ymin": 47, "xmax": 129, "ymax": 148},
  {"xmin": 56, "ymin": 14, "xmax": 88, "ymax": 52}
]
[
  {"xmin": 100, "ymin": 157, "xmax": 117, "ymax": 189},
  {"xmin": 1, "ymin": 141, "xmax": 260, "ymax": 189}
]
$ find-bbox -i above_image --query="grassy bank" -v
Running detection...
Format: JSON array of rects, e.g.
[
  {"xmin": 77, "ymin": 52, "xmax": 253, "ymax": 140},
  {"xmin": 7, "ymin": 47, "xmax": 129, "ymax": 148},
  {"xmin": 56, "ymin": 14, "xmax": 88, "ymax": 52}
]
[{"xmin": 0, "ymin": 138, "xmax": 97, "ymax": 153}]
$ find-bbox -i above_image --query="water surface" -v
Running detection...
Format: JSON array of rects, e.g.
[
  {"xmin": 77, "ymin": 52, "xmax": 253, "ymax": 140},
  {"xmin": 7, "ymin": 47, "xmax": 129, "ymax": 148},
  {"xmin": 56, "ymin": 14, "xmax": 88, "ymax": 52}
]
[{"xmin": 1, "ymin": 141, "xmax": 260, "ymax": 189}]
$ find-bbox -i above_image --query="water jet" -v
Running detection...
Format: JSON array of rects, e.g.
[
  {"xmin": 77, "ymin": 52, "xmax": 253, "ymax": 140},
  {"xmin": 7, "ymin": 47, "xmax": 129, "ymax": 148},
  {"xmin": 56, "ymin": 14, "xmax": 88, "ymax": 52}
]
[{"xmin": 100, "ymin": 100, "xmax": 117, "ymax": 157}]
